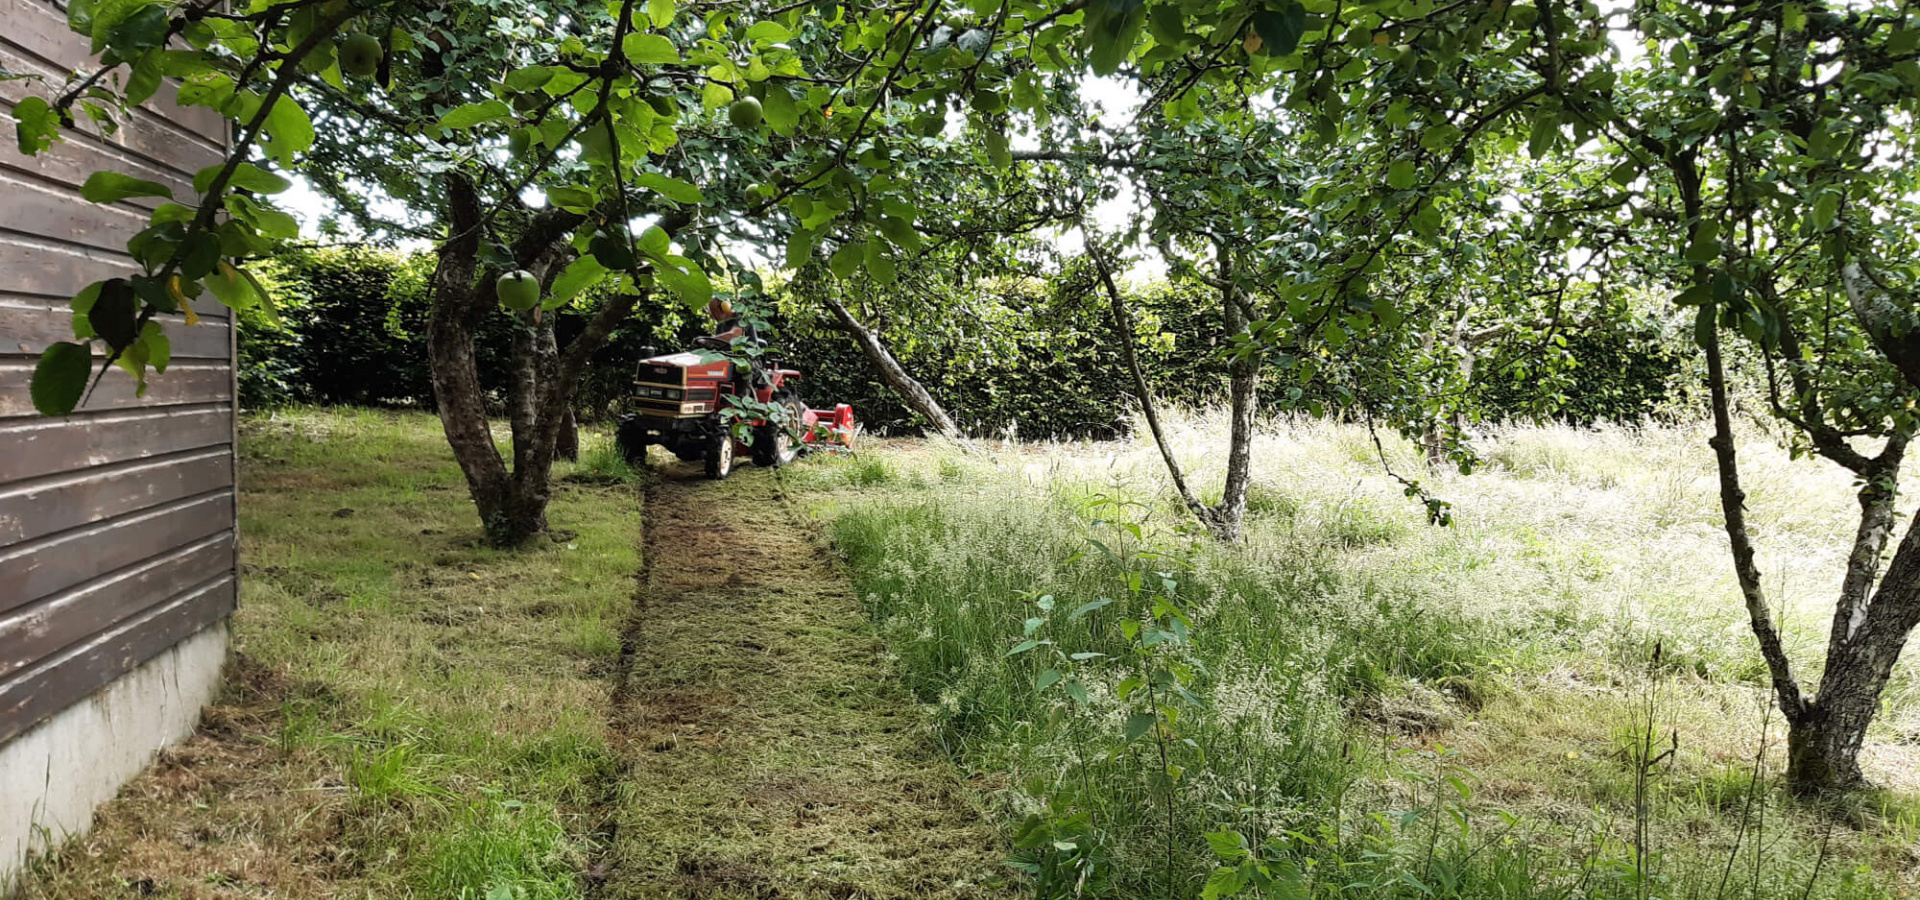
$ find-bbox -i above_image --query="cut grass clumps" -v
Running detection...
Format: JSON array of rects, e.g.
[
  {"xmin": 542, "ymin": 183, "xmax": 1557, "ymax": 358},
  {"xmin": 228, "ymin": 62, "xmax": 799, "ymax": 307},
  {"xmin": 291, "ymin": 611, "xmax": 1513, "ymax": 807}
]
[{"xmin": 17, "ymin": 408, "xmax": 638, "ymax": 900}]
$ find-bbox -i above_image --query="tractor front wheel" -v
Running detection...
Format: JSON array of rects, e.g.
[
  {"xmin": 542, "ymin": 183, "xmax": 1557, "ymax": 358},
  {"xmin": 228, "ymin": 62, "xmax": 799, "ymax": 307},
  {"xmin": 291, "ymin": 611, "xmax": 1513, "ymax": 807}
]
[
  {"xmin": 615, "ymin": 417, "xmax": 649, "ymax": 465},
  {"xmin": 704, "ymin": 429, "xmax": 734, "ymax": 480}
]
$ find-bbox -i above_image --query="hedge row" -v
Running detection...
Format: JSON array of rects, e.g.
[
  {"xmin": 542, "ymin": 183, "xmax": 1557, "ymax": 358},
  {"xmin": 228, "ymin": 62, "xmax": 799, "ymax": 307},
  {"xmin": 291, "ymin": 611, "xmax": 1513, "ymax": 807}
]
[{"xmin": 239, "ymin": 248, "xmax": 1677, "ymax": 436}]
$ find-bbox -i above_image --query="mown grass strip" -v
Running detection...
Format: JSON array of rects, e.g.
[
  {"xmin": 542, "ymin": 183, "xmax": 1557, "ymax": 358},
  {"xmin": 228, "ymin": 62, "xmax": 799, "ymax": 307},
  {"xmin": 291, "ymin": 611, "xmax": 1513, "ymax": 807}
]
[{"xmin": 22, "ymin": 408, "xmax": 640, "ymax": 899}]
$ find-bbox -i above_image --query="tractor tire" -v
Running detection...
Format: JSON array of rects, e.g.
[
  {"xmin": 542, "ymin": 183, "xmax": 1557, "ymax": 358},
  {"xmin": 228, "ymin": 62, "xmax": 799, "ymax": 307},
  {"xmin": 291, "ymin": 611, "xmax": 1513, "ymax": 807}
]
[
  {"xmin": 614, "ymin": 417, "xmax": 649, "ymax": 465},
  {"xmin": 751, "ymin": 396, "xmax": 805, "ymax": 468},
  {"xmin": 704, "ymin": 429, "xmax": 734, "ymax": 480}
]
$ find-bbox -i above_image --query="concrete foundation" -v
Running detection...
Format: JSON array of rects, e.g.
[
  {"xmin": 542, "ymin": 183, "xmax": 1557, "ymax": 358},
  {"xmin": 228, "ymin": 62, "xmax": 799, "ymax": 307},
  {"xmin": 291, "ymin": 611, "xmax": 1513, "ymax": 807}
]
[{"xmin": 0, "ymin": 621, "xmax": 227, "ymax": 892}]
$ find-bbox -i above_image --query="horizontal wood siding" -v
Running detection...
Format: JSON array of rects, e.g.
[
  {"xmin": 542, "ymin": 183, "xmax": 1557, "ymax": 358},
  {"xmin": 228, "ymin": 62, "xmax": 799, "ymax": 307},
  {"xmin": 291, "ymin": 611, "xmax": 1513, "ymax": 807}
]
[{"xmin": 0, "ymin": 0, "xmax": 235, "ymax": 747}]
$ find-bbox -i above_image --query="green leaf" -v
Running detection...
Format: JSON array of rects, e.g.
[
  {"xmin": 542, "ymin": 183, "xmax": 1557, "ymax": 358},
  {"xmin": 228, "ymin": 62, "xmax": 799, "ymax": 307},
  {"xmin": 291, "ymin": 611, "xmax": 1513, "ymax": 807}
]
[
  {"xmin": 1419, "ymin": 123, "xmax": 1462, "ymax": 155},
  {"xmin": 1005, "ymin": 639, "xmax": 1042, "ymax": 656},
  {"xmin": 622, "ymin": 33, "xmax": 679, "ymax": 64},
  {"xmin": 263, "ymin": 96, "xmax": 314, "ymax": 165},
  {"xmin": 785, "ymin": 229, "xmax": 816, "ymax": 268},
  {"xmin": 1684, "ymin": 221, "xmax": 1721, "ymax": 263},
  {"xmin": 125, "ymin": 50, "xmax": 163, "ymax": 105},
  {"xmin": 546, "ymin": 185, "xmax": 597, "ymax": 213},
  {"xmin": 504, "ymin": 65, "xmax": 559, "ymax": 92},
  {"xmin": 32, "ymin": 342, "xmax": 93, "ymax": 416},
  {"xmin": 1812, "ymin": 191, "xmax": 1840, "ymax": 230},
  {"xmin": 204, "ymin": 261, "xmax": 258, "ymax": 310},
  {"xmin": 438, "ymin": 99, "xmax": 514, "ymax": 130},
  {"xmin": 80, "ymin": 171, "xmax": 172, "ymax": 203},
  {"xmin": 1692, "ymin": 300, "xmax": 1717, "ymax": 349},
  {"xmin": 635, "ymin": 225, "xmax": 671, "ymax": 257},
  {"xmin": 14, "ymin": 96, "xmax": 60, "ymax": 155},
  {"xmin": 1067, "ymin": 598, "xmax": 1111, "ymax": 619},
  {"xmin": 634, "ymin": 171, "xmax": 703, "ymax": 204},
  {"xmin": 645, "ymin": 0, "xmax": 674, "ymax": 28},
  {"xmin": 829, "ymin": 242, "xmax": 863, "ymax": 279},
  {"xmin": 1527, "ymin": 114, "xmax": 1558, "ymax": 159},
  {"xmin": 1201, "ymin": 866, "xmax": 1248, "ymax": 900},
  {"xmin": 88, "ymin": 278, "xmax": 138, "ymax": 350},
  {"xmin": 984, "ymin": 129, "xmax": 1010, "ymax": 168},
  {"xmin": 861, "ymin": 237, "xmax": 897, "ymax": 284},
  {"xmin": 1124, "ymin": 712, "xmax": 1158, "ymax": 742},
  {"xmin": 1034, "ymin": 668, "xmax": 1061, "ymax": 690},
  {"xmin": 1204, "ymin": 831, "xmax": 1248, "ymax": 862},
  {"xmin": 745, "ymin": 21, "xmax": 790, "ymax": 45},
  {"xmin": 762, "ymin": 86, "xmax": 798, "ymax": 135},
  {"xmin": 1084, "ymin": 0, "xmax": 1146, "ymax": 75},
  {"xmin": 196, "ymin": 161, "xmax": 290, "ymax": 195},
  {"xmin": 1386, "ymin": 160, "xmax": 1415, "ymax": 191},
  {"xmin": 878, "ymin": 215, "xmax": 920, "ymax": 252},
  {"xmin": 105, "ymin": 4, "xmax": 168, "ymax": 55},
  {"xmin": 1250, "ymin": 1, "xmax": 1307, "ymax": 57},
  {"xmin": 139, "ymin": 320, "xmax": 170, "ymax": 373},
  {"xmin": 652, "ymin": 255, "xmax": 712, "ymax": 307},
  {"xmin": 550, "ymin": 254, "xmax": 607, "ymax": 304}
]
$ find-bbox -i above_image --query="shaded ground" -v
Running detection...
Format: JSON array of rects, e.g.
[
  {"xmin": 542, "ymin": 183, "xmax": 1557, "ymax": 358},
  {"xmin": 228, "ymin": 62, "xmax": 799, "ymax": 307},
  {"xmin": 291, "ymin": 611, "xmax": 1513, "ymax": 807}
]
[{"xmin": 595, "ymin": 457, "xmax": 1007, "ymax": 899}]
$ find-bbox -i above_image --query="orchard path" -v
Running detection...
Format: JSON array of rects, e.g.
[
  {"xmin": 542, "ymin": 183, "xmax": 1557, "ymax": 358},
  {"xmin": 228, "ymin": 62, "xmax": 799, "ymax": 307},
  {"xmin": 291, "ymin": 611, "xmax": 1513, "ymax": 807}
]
[{"xmin": 594, "ymin": 458, "xmax": 1007, "ymax": 900}]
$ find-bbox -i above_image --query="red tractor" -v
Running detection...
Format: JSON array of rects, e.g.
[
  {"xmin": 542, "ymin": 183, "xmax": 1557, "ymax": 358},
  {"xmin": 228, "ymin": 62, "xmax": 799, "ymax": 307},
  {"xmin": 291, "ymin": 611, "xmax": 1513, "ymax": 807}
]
[{"xmin": 614, "ymin": 342, "xmax": 856, "ymax": 479}]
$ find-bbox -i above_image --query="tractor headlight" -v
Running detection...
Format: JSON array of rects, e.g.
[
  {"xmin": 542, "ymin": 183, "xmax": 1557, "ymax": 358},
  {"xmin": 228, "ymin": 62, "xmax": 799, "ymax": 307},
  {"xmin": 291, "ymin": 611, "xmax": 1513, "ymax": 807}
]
[{"xmin": 638, "ymin": 387, "xmax": 684, "ymax": 400}]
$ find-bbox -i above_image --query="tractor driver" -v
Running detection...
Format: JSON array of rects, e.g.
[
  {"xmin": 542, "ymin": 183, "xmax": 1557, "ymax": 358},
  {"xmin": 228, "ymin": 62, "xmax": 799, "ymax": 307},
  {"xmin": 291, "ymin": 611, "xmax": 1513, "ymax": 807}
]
[{"xmin": 696, "ymin": 296, "xmax": 768, "ymax": 395}]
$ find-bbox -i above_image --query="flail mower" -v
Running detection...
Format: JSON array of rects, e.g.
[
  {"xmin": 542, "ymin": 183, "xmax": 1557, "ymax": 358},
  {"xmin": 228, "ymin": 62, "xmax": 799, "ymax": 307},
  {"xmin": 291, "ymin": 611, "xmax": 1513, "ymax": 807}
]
[{"xmin": 613, "ymin": 338, "xmax": 857, "ymax": 479}]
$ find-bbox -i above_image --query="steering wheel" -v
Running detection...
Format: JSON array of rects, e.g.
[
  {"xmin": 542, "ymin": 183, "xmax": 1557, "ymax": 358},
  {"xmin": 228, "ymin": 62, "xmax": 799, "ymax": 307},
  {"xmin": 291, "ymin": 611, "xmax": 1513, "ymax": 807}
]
[{"xmin": 692, "ymin": 335, "xmax": 728, "ymax": 350}]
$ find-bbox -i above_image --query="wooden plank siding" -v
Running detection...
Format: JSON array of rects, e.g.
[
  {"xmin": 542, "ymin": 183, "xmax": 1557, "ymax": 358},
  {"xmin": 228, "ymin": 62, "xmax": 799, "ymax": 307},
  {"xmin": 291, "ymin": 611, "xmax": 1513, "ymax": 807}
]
[{"xmin": 0, "ymin": 0, "xmax": 236, "ymax": 747}]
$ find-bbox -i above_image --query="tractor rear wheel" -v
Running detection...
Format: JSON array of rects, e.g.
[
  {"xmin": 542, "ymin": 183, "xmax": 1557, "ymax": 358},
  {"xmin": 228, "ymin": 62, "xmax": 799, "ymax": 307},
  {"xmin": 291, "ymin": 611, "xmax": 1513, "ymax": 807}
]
[
  {"xmin": 751, "ymin": 396, "xmax": 805, "ymax": 468},
  {"xmin": 704, "ymin": 429, "xmax": 734, "ymax": 480}
]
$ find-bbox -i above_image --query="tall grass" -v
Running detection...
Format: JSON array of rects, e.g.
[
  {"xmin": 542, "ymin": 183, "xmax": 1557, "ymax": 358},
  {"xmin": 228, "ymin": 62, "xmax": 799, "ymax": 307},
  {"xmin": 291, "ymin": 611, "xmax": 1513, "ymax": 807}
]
[{"xmin": 819, "ymin": 415, "xmax": 1918, "ymax": 899}]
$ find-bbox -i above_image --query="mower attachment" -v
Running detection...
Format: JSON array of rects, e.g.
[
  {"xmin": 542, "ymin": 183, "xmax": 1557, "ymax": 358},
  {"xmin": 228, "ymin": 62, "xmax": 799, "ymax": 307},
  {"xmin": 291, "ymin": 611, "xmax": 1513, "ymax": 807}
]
[{"xmin": 801, "ymin": 404, "xmax": 858, "ymax": 452}]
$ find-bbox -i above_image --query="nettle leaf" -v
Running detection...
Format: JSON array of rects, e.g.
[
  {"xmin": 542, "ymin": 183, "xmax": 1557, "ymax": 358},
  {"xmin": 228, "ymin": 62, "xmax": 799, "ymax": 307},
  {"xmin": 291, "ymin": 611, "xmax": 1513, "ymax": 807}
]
[
  {"xmin": 80, "ymin": 170, "xmax": 172, "ymax": 203},
  {"xmin": 623, "ymin": 33, "xmax": 679, "ymax": 64},
  {"xmin": 32, "ymin": 342, "xmax": 94, "ymax": 416},
  {"xmin": 438, "ymin": 99, "xmax": 513, "ymax": 130},
  {"xmin": 1124, "ymin": 711, "xmax": 1158, "ymax": 743},
  {"xmin": 634, "ymin": 171, "xmax": 703, "ymax": 204}
]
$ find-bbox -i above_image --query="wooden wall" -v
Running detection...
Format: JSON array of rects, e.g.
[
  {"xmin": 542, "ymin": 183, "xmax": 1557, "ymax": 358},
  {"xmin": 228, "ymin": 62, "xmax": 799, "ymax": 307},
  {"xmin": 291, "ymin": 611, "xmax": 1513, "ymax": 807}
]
[{"xmin": 0, "ymin": 0, "xmax": 237, "ymax": 746}]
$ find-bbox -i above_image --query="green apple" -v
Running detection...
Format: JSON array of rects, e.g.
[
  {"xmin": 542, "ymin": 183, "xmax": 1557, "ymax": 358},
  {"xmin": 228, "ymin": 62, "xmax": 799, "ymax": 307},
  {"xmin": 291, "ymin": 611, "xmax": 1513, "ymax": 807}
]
[
  {"xmin": 339, "ymin": 32, "xmax": 383, "ymax": 78},
  {"xmin": 728, "ymin": 96, "xmax": 763, "ymax": 128},
  {"xmin": 497, "ymin": 270, "xmax": 540, "ymax": 311}
]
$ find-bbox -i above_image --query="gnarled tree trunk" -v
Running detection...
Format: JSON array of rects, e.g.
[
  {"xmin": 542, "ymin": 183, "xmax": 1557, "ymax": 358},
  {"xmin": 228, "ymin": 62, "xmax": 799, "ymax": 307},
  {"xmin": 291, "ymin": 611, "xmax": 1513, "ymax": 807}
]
[{"xmin": 426, "ymin": 172, "xmax": 681, "ymax": 546}]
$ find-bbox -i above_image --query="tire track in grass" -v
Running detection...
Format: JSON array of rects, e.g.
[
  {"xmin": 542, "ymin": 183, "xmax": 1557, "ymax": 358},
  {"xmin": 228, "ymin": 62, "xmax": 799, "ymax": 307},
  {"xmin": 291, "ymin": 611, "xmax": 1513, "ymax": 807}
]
[{"xmin": 596, "ymin": 457, "xmax": 1009, "ymax": 899}]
